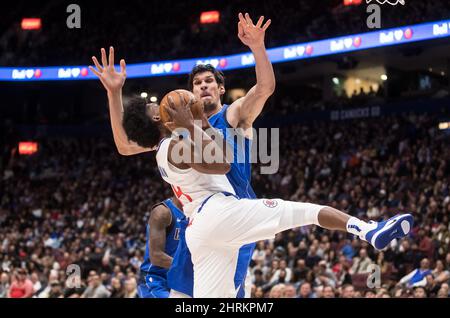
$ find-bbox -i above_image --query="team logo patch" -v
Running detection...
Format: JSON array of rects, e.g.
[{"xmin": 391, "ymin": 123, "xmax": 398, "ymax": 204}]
[{"xmin": 263, "ymin": 199, "xmax": 278, "ymax": 208}]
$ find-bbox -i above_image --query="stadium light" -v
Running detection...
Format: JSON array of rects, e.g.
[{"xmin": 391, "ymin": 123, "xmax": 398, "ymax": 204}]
[
  {"xmin": 332, "ymin": 77, "xmax": 340, "ymax": 85},
  {"xmin": 381, "ymin": 74, "xmax": 388, "ymax": 81},
  {"xmin": 343, "ymin": 0, "xmax": 362, "ymax": 6},
  {"xmin": 438, "ymin": 122, "xmax": 450, "ymax": 130},
  {"xmin": 200, "ymin": 11, "xmax": 220, "ymax": 24},
  {"xmin": 18, "ymin": 142, "xmax": 38, "ymax": 155},
  {"xmin": 150, "ymin": 96, "xmax": 157, "ymax": 103},
  {"xmin": 140, "ymin": 92, "xmax": 148, "ymax": 98},
  {"xmin": 21, "ymin": 18, "xmax": 42, "ymax": 30}
]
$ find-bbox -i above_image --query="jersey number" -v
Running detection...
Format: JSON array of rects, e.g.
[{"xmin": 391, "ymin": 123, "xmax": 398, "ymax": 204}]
[{"xmin": 174, "ymin": 228, "xmax": 180, "ymax": 241}]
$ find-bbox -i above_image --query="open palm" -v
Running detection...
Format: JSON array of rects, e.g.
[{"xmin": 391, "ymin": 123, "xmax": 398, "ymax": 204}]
[
  {"xmin": 90, "ymin": 47, "xmax": 126, "ymax": 93},
  {"xmin": 237, "ymin": 13, "xmax": 271, "ymax": 49}
]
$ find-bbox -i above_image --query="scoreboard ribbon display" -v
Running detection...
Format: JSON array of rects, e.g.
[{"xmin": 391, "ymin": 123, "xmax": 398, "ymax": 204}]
[{"xmin": 1, "ymin": 19, "xmax": 450, "ymax": 81}]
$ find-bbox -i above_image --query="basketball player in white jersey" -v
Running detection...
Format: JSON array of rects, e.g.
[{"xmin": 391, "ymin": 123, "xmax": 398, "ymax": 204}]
[
  {"xmin": 156, "ymin": 94, "xmax": 414, "ymax": 298},
  {"xmin": 90, "ymin": 15, "xmax": 413, "ymax": 297},
  {"xmin": 154, "ymin": 14, "xmax": 413, "ymax": 297}
]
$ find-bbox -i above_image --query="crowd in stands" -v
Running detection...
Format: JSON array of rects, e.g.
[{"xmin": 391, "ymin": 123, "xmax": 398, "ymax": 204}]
[{"xmin": 1, "ymin": 101, "xmax": 449, "ymax": 297}]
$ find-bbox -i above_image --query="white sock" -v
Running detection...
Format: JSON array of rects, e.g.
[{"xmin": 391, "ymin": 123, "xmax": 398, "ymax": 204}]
[{"xmin": 346, "ymin": 217, "xmax": 373, "ymax": 240}]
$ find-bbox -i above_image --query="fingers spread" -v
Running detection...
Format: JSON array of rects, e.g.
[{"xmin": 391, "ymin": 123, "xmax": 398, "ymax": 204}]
[
  {"xmin": 238, "ymin": 21, "xmax": 244, "ymax": 37},
  {"xmin": 92, "ymin": 56, "xmax": 103, "ymax": 72},
  {"xmin": 109, "ymin": 46, "xmax": 114, "ymax": 68},
  {"xmin": 238, "ymin": 12, "xmax": 246, "ymax": 25},
  {"xmin": 120, "ymin": 59, "xmax": 127, "ymax": 76},
  {"xmin": 262, "ymin": 19, "xmax": 271, "ymax": 31},
  {"xmin": 101, "ymin": 48, "xmax": 108, "ymax": 68},
  {"xmin": 244, "ymin": 13, "xmax": 253, "ymax": 26},
  {"xmin": 89, "ymin": 66, "xmax": 101, "ymax": 77},
  {"xmin": 256, "ymin": 16, "xmax": 264, "ymax": 28}
]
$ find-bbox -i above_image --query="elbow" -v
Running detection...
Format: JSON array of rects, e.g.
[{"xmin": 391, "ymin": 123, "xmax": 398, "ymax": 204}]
[
  {"xmin": 117, "ymin": 146, "xmax": 133, "ymax": 156},
  {"xmin": 256, "ymin": 83, "xmax": 275, "ymax": 98},
  {"xmin": 266, "ymin": 82, "xmax": 276, "ymax": 96}
]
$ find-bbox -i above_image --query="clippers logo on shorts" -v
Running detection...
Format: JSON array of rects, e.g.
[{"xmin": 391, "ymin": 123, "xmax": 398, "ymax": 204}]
[
  {"xmin": 366, "ymin": 0, "xmax": 405, "ymax": 5},
  {"xmin": 263, "ymin": 199, "xmax": 278, "ymax": 208}
]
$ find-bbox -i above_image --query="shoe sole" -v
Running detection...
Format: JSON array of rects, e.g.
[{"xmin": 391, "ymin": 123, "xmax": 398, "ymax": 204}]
[{"xmin": 371, "ymin": 214, "xmax": 414, "ymax": 250}]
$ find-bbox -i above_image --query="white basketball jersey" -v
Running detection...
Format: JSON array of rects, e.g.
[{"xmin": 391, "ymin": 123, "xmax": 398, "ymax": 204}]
[{"xmin": 155, "ymin": 138, "xmax": 235, "ymax": 218}]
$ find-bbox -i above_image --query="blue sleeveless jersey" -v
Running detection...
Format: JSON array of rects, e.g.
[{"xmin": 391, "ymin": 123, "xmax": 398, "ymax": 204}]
[
  {"xmin": 169, "ymin": 104, "xmax": 256, "ymax": 298},
  {"xmin": 139, "ymin": 198, "xmax": 186, "ymax": 295}
]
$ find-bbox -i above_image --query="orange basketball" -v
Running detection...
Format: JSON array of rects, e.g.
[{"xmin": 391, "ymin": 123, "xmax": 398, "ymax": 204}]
[{"xmin": 159, "ymin": 89, "xmax": 204, "ymax": 125}]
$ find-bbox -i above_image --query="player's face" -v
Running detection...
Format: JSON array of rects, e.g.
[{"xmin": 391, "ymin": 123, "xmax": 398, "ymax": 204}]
[
  {"xmin": 192, "ymin": 71, "xmax": 225, "ymax": 111},
  {"xmin": 146, "ymin": 103, "xmax": 160, "ymax": 122}
]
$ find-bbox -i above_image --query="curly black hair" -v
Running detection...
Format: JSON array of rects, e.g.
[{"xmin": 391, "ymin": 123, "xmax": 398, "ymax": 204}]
[{"xmin": 122, "ymin": 98, "xmax": 161, "ymax": 148}]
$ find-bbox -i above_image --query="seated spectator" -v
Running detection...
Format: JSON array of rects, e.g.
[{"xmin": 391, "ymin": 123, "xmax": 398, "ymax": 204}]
[
  {"xmin": 315, "ymin": 260, "xmax": 337, "ymax": 288},
  {"xmin": 364, "ymin": 290, "xmax": 376, "ymax": 298},
  {"xmin": 398, "ymin": 258, "xmax": 432, "ymax": 288},
  {"xmin": 283, "ymin": 284, "xmax": 297, "ymax": 298},
  {"xmin": 109, "ymin": 277, "xmax": 125, "ymax": 298},
  {"xmin": 270, "ymin": 259, "xmax": 292, "ymax": 284},
  {"xmin": 269, "ymin": 284, "xmax": 286, "ymax": 298},
  {"xmin": 298, "ymin": 282, "xmax": 316, "ymax": 298},
  {"xmin": 340, "ymin": 284, "xmax": 355, "ymax": 298},
  {"xmin": 413, "ymin": 286, "xmax": 428, "ymax": 298},
  {"xmin": 432, "ymin": 260, "xmax": 450, "ymax": 284},
  {"xmin": 350, "ymin": 248, "xmax": 373, "ymax": 274},
  {"xmin": 48, "ymin": 281, "xmax": 64, "ymax": 298},
  {"xmin": 81, "ymin": 273, "xmax": 111, "ymax": 298},
  {"xmin": 8, "ymin": 269, "xmax": 34, "ymax": 298},
  {"xmin": 123, "ymin": 278, "xmax": 137, "ymax": 298},
  {"xmin": 322, "ymin": 286, "xmax": 336, "ymax": 298}
]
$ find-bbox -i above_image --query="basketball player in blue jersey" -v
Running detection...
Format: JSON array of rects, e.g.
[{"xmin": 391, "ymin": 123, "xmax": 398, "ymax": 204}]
[
  {"xmin": 91, "ymin": 14, "xmax": 413, "ymax": 298},
  {"xmin": 177, "ymin": 13, "xmax": 276, "ymax": 297},
  {"xmin": 137, "ymin": 197, "xmax": 188, "ymax": 298},
  {"xmin": 90, "ymin": 45, "xmax": 235, "ymax": 297},
  {"xmin": 89, "ymin": 12, "xmax": 273, "ymax": 297}
]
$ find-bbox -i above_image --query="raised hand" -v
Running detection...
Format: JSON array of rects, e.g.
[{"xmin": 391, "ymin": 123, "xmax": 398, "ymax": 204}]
[
  {"xmin": 237, "ymin": 13, "xmax": 271, "ymax": 50},
  {"xmin": 89, "ymin": 47, "xmax": 126, "ymax": 93}
]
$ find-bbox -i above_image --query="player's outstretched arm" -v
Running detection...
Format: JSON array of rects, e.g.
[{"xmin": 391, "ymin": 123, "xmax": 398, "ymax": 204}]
[
  {"xmin": 227, "ymin": 13, "xmax": 275, "ymax": 132},
  {"xmin": 90, "ymin": 47, "xmax": 153, "ymax": 156},
  {"xmin": 149, "ymin": 204, "xmax": 173, "ymax": 269}
]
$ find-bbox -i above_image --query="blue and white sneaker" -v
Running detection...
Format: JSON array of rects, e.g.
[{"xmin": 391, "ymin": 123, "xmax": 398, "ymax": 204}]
[{"xmin": 364, "ymin": 214, "xmax": 414, "ymax": 250}]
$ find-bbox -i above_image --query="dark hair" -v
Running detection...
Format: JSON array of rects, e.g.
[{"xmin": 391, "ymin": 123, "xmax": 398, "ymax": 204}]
[
  {"xmin": 188, "ymin": 64, "xmax": 225, "ymax": 91},
  {"xmin": 122, "ymin": 98, "xmax": 161, "ymax": 148}
]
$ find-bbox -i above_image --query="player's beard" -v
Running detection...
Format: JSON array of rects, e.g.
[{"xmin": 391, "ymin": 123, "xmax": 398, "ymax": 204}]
[{"xmin": 203, "ymin": 100, "xmax": 218, "ymax": 114}]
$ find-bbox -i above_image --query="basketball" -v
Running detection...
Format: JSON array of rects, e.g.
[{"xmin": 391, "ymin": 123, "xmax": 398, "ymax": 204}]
[{"xmin": 159, "ymin": 89, "xmax": 204, "ymax": 125}]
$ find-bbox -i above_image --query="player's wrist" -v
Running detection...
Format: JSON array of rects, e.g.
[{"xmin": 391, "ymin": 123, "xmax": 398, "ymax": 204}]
[
  {"xmin": 107, "ymin": 88, "xmax": 122, "ymax": 97},
  {"xmin": 249, "ymin": 43, "xmax": 266, "ymax": 51}
]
